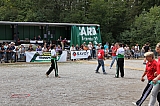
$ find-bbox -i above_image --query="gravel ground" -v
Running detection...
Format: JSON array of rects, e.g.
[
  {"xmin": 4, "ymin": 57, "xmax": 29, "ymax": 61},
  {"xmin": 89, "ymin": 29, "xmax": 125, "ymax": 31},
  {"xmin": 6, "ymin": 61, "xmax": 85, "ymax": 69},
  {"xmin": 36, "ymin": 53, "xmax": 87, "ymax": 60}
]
[{"xmin": 0, "ymin": 60, "xmax": 159, "ymax": 106}]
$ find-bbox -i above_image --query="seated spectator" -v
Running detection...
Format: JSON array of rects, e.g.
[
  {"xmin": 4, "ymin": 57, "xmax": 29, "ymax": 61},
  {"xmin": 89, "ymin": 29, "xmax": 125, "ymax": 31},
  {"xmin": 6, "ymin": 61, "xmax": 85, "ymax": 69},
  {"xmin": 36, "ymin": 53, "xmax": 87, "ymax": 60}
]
[
  {"xmin": 37, "ymin": 35, "xmax": 41, "ymax": 40},
  {"xmin": 56, "ymin": 45, "xmax": 62, "ymax": 55},
  {"xmin": 36, "ymin": 45, "xmax": 42, "ymax": 51},
  {"xmin": 28, "ymin": 44, "xmax": 34, "ymax": 52},
  {"xmin": 32, "ymin": 36, "xmax": 37, "ymax": 40},
  {"xmin": 75, "ymin": 44, "xmax": 80, "ymax": 51}
]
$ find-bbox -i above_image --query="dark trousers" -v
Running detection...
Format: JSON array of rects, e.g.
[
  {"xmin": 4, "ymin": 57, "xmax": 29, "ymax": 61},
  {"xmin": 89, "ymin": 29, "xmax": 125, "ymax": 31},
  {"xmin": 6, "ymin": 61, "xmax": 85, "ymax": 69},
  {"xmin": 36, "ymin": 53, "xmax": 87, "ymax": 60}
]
[
  {"xmin": 136, "ymin": 80, "xmax": 153, "ymax": 106},
  {"xmin": 46, "ymin": 59, "xmax": 58, "ymax": 77},
  {"xmin": 96, "ymin": 59, "xmax": 105, "ymax": 72},
  {"xmin": 116, "ymin": 58, "xmax": 124, "ymax": 77}
]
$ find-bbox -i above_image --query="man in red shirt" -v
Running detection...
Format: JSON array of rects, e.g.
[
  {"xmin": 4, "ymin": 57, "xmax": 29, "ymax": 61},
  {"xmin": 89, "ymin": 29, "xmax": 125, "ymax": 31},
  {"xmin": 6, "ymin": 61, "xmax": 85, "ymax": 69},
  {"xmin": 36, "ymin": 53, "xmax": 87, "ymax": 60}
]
[
  {"xmin": 95, "ymin": 46, "xmax": 107, "ymax": 74},
  {"xmin": 109, "ymin": 43, "xmax": 118, "ymax": 69}
]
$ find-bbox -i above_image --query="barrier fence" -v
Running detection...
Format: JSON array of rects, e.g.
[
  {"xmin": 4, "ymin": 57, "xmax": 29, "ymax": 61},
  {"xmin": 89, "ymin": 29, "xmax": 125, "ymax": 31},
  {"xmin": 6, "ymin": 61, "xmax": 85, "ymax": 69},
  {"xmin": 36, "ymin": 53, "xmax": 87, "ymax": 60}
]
[{"xmin": 0, "ymin": 51, "xmax": 26, "ymax": 63}]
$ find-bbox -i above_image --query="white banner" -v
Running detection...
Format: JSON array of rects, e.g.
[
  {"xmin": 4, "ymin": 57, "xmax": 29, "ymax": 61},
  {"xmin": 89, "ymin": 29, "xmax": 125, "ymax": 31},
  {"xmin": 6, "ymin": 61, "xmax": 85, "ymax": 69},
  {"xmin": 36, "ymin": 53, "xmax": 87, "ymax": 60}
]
[
  {"xmin": 71, "ymin": 50, "xmax": 91, "ymax": 59},
  {"xmin": 25, "ymin": 51, "xmax": 67, "ymax": 62}
]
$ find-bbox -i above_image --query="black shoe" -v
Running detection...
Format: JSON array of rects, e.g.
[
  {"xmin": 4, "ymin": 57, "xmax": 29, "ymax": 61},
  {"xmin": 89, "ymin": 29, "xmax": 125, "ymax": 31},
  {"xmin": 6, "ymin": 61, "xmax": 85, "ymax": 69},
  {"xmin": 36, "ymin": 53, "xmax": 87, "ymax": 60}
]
[
  {"xmin": 55, "ymin": 75, "xmax": 60, "ymax": 78},
  {"xmin": 115, "ymin": 75, "xmax": 119, "ymax": 78},
  {"xmin": 103, "ymin": 72, "xmax": 107, "ymax": 74},
  {"xmin": 95, "ymin": 71, "xmax": 100, "ymax": 73},
  {"xmin": 143, "ymin": 62, "xmax": 146, "ymax": 65}
]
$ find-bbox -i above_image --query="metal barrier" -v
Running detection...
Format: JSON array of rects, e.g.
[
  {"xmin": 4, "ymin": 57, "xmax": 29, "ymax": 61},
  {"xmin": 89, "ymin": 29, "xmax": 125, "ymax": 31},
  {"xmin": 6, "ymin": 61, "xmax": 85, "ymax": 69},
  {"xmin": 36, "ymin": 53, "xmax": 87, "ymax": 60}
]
[{"xmin": 0, "ymin": 51, "xmax": 25, "ymax": 63}]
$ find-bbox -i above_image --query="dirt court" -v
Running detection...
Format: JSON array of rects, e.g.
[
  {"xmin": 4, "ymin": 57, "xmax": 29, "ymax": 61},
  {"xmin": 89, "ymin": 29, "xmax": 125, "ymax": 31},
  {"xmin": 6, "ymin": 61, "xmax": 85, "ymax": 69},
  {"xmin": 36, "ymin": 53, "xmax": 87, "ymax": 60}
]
[{"xmin": 0, "ymin": 60, "xmax": 159, "ymax": 106}]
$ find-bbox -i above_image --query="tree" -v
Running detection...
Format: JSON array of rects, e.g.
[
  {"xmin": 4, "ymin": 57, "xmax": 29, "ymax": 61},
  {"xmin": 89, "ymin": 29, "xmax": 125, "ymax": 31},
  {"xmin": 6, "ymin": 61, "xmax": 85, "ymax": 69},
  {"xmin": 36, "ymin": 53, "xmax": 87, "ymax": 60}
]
[{"xmin": 121, "ymin": 6, "xmax": 160, "ymax": 47}]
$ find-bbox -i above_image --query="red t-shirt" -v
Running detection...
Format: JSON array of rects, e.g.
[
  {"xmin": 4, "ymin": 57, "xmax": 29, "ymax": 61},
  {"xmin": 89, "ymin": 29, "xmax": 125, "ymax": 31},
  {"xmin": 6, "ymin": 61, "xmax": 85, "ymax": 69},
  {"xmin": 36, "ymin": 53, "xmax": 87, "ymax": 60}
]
[
  {"xmin": 112, "ymin": 46, "xmax": 117, "ymax": 56},
  {"xmin": 146, "ymin": 59, "xmax": 157, "ymax": 80},
  {"xmin": 97, "ymin": 49, "xmax": 104, "ymax": 59},
  {"xmin": 157, "ymin": 57, "xmax": 160, "ymax": 75}
]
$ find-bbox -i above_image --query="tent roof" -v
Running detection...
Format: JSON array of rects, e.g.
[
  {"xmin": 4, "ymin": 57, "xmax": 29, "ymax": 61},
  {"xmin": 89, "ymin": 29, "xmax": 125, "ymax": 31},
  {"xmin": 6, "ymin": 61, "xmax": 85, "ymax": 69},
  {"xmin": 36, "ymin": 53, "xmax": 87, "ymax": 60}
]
[{"xmin": 0, "ymin": 21, "xmax": 100, "ymax": 27}]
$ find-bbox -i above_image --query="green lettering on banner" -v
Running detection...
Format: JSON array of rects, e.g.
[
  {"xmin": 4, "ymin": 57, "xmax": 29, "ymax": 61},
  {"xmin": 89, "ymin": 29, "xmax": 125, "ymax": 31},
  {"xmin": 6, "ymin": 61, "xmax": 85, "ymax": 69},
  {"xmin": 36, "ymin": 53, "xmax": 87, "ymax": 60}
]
[{"xmin": 71, "ymin": 26, "xmax": 102, "ymax": 46}]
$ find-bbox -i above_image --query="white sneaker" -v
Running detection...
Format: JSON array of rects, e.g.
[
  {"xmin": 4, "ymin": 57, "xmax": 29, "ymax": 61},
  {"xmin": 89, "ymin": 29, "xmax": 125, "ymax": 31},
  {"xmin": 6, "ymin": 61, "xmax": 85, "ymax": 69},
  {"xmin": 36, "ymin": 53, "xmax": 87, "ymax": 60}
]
[{"xmin": 132, "ymin": 102, "xmax": 137, "ymax": 106}]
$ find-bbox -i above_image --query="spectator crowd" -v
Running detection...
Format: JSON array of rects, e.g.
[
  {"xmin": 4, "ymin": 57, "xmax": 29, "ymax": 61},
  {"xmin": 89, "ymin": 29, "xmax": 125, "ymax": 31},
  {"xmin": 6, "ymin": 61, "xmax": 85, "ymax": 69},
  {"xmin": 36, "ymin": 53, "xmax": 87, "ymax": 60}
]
[{"xmin": 0, "ymin": 36, "xmax": 152, "ymax": 63}]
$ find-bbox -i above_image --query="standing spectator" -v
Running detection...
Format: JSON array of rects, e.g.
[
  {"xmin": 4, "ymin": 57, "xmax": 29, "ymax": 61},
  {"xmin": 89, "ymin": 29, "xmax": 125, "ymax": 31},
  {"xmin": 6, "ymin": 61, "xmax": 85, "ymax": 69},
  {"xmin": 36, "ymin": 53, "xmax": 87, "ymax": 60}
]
[
  {"xmin": 70, "ymin": 45, "xmax": 76, "ymax": 61},
  {"xmin": 95, "ymin": 46, "xmax": 107, "ymax": 74},
  {"xmin": 109, "ymin": 43, "xmax": 118, "ymax": 69},
  {"xmin": 110, "ymin": 43, "xmax": 114, "ymax": 50},
  {"xmin": 46, "ymin": 44, "xmax": 60, "ymax": 78},
  {"xmin": 115, "ymin": 43, "xmax": 125, "ymax": 78},
  {"xmin": 4, "ymin": 42, "xmax": 8, "ymax": 50},
  {"xmin": 135, "ymin": 43, "xmax": 140, "ymax": 59},
  {"xmin": 148, "ymin": 43, "xmax": 160, "ymax": 106},
  {"xmin": 0, "ymin": 45, "xmax": 5, "ymax": 63},
  {"xmin": 19, "ymin": 45, "xmax": 26, "ymax": 60},
  {"xmin": 92, "ymin": 44, "xmax": 96, "ymax": 59},
  {"xmin": 96, "ymin": 43, "xmax": 101, "ymax": 50},
  {"xmin": 96, "ymin": 43, "xmax": 101, "ymax": 58},
  {"xmin": 10, "ymin": 42, "xmax": 15, "ymax": 50},
  {"xmin": 131, "ymin": 46, "xmax": 135, "ymax": 59},
  {"xmin": 132, "ymin": 52, "xmax": 159, "ymax": 106},
  {"xmin": 104, "ymin": 42, "xmax": 109, "ymax": 57},
  {"xmin": 61, "ymin": 38, "xmax": 67, "ymax": 50},
  {"xmin": 5, "ymin": 44, "xmax": 14, "ymax": 62},
  {"xmin": 143, "ymin": 43, "xmax": 150, "ymax": 64},
  {"xmin": 124, "ymin": 44, "xmax": 131, "ymax": 59},
  {"xmin": 141, "ymin": 44, "xmax": 145, "ymax": 57},
  {"xmin": 13, "ymin": 33, "xmax": 19, "ymax": 46},
  {"xmin": 88, "ymin": 42, "xmax": 93, "ymax": 59}
]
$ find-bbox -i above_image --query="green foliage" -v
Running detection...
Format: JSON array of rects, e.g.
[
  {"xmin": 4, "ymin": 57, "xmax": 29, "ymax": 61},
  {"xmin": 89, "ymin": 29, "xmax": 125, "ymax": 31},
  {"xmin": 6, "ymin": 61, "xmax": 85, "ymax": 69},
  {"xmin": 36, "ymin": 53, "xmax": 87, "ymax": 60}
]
[
  {"xmin": 121, "ymin": 6, "xmax": 160, "ymax": 47},
  {"xmin": 0, "ymin": 0, "xmax": 160, "ymax": 47}
]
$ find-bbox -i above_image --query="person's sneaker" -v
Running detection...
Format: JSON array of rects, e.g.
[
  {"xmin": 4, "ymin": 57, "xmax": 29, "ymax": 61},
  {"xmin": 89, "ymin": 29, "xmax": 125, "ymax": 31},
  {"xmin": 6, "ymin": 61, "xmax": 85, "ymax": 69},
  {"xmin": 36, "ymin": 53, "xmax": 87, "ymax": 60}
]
[
  {"xmin": 46, "ymin": 74, "xmax": 49, "ymax": 78},
  {"xmin": 132, "ymin": 102, "xmax": 137, "ymax": 106},
  {"xmin": 95, "ymin": 71, "xmax": 100, "ymax": 73},
  {"xmin": 115, "ymin": 75, "xmax": 119, "ymax": 78},
  {"xmin": 55, "ymin": 75, "xmax": 60, "ymax": 78},
  {"xmin": 109, "ymin": 67, "xmax": 111, "ymax": 69},
  {"xmin": 103, "ymin": 72, "xmax": 107, "ymax": 74},
  {"xmin": 143, "ymin": 62, "xmax": 146, "ymax": 65}
]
